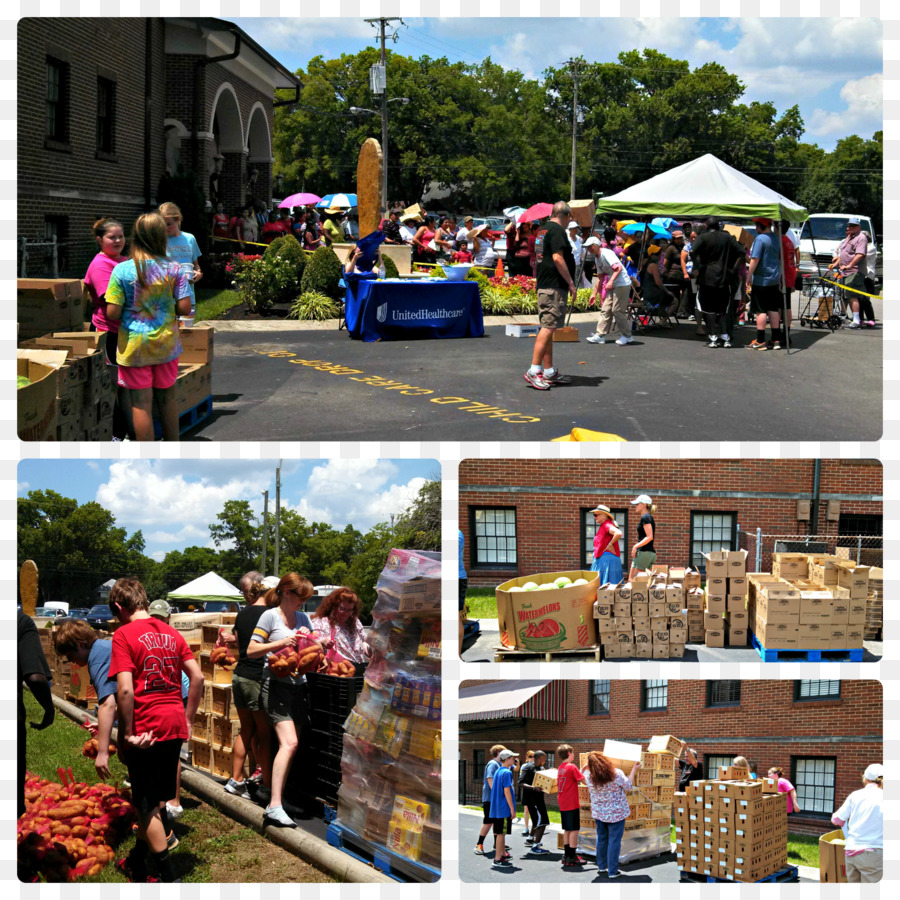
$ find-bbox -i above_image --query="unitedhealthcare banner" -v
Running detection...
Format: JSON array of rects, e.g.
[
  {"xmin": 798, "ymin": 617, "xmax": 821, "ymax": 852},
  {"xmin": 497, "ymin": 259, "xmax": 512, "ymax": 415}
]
[{"xmin": 346, "ymin": 280, "xmax": 484, "ymax": 341}]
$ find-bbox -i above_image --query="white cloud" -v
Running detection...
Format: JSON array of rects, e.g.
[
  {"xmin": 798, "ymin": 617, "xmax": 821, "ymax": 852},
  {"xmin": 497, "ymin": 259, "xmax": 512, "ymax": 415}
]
[
  {"xmin": 86, "ymin": 462, "xmax": 99, "ymax": 472},
  {"xmin": 807, "ymin": 73, "xmax": 883, "ymax": 142},
  {"xmin": 17, "ymin": 481, "xmax": 29, "ymax": 493}
]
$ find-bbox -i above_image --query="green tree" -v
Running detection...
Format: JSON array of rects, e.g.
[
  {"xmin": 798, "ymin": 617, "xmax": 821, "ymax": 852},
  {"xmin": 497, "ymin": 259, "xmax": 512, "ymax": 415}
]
[{"xmin": 209, "ymin": 500, "xmax": 261, "ymax": 575}]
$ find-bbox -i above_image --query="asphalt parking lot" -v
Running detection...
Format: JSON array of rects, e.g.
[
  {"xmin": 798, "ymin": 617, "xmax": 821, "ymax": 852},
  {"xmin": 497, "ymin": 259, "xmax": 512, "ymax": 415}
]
[
  {"xmin": 462, "ymin": 619, "xmax": 883, "ymax": 663},
  {"xmin": 189, "ymin": 307, "xmax": 881, "ymax": 442}
]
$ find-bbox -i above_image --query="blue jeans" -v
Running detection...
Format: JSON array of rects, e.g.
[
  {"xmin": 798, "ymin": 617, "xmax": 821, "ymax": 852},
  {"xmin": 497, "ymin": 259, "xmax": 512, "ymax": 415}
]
[{"xmin": 595, "ymin": 818, "xmax": 626, "ymax": 875}]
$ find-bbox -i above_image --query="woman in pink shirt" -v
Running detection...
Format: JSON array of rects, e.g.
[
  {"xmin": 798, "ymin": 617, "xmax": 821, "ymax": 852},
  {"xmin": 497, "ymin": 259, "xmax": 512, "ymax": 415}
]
[
  {"xmin": 83, "ymin": 217, "xmax": 132, "ymax": 440},
  {"xmin": 768, "ymin": 766, "xmax": 801, "ymax": 814}
]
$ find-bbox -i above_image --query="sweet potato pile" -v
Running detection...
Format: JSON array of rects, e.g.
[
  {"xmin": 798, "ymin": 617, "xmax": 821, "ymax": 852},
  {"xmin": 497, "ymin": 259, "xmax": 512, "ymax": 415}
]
[
  {"xmin": 209, "ymin": 645, "xmax": 236, "ymax": 668},
  {"xmin": 324, "ymin": 658, "xmax": 356, "ymax": 677},
  {"xmin": 18, "ymin": 767, "xmax": 134, "ymax": 882},
  {"xmin": 81, "ymin": 739, "xmax": 117, "ymax": 760}
]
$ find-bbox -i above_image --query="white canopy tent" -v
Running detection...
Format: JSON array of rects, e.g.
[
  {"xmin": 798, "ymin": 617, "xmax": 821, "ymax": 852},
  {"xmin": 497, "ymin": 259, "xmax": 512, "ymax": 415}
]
[{"xmin": 167, "ymin": 571, "xmax": 243, "ymax": 605}]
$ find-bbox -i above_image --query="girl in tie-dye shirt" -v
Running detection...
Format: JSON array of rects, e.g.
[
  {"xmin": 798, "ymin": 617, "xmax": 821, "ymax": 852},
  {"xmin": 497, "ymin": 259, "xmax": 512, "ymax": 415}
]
[{"xmin": 106, "ymin": 212, "xmax": 191, "ymax": 441}]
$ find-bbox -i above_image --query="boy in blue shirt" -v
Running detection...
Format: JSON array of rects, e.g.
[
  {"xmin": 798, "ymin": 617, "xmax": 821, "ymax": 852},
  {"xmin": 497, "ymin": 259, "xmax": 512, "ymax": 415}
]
[
  {"xmin": 53, "ymin": 619, "xmax": 119, "ymax": 780},
  {"xmin": 475, "ymin": 744, "xmax": 507, "ymax": 854},
  {"xmin": 489, "ymin": 750, "xmax": 518, "ymax": 868}
]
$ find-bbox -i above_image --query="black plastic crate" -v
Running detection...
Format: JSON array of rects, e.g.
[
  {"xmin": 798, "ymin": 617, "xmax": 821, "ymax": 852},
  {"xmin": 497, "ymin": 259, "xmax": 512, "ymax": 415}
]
[
  {"xmin": 317, "ymin": 768, "xmax": 342, "ymax": 804},
  {"xmin": 308, "ymin": 726, "xmax": 344, "ymax": 755},
  {"xmin": 307, "ymin": 672, "xmax": 366, "ymax": 713}
]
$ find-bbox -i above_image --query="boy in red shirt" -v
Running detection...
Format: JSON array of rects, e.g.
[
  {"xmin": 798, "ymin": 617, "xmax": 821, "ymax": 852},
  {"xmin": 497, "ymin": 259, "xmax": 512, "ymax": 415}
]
[
  {"xmin": 109, "ymin": 578, "xmax": 204, "ymax": 882},
  {"xmin": 556, "ymin": 743, "xmax": 585, "ymax": 867}
]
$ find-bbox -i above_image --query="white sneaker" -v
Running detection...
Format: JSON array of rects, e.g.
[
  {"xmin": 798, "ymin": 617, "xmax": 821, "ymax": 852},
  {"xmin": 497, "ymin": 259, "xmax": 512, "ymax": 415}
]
[
  {"xmin": 615, "ymin": 336, "xmax": 633, "ymax": 345},
  {"xmin": 225, "ymin": 778, "xmax": 251, "ymax": 799},
  {"xmin": 586, "ymin": 333, "xmax": 605, "ymax": 344},
  {"xmin": 166, "ymin": 803, "xmax": 184, "ymax": 820},
  {"xmin": 263, "ymin": 805, "xmax": 296, "ymax": 827}
]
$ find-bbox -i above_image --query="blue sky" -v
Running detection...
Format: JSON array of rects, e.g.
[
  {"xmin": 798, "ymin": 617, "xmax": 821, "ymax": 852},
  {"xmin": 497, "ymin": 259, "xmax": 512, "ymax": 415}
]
[
  {"xmin": 18, "ymin": 459, "xmax": 438, "ymax": 562},
  {"xmin": 235, "ymin": 17, "xmax": 882, "ymax": 151}
]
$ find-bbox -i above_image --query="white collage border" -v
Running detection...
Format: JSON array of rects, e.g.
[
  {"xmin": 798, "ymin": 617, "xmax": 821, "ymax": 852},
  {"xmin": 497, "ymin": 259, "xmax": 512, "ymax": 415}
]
[{"xmin": 5, "ymin": 6, "xmax": 897, "ymax": 898}]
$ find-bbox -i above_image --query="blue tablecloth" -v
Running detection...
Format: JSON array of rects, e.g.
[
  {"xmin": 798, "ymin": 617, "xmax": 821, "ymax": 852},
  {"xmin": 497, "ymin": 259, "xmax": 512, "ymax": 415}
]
[{"xmin": 345, "ymin": 279, "xmax": 484, "ymax": 341}]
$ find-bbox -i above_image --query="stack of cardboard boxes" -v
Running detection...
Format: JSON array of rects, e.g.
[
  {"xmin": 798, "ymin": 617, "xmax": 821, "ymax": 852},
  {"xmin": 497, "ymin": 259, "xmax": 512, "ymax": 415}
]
[
  {"xmin": 702, "ymin": 550, "xmax": 749, "ymax": 648},
  {"xmin": 593, "ymin": 567, "xmax": 690, "ymax": 659},
  {"xmin": 748, "ymin": 553, "xmax": 867, "ymax": 651},
  {"xmin": 864, "ymin": 567, "xmax": 882, "ymax": 641},
  {"xmin": 675, "ymin": 768, "xmax": 789, "ymax": 882}
]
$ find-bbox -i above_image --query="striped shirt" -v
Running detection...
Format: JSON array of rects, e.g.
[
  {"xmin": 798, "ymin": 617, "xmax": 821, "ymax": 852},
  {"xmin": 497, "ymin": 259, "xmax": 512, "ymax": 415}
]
[{"xmin": 251, "ymin": 607, "xmax": 315, "ymax": 685}]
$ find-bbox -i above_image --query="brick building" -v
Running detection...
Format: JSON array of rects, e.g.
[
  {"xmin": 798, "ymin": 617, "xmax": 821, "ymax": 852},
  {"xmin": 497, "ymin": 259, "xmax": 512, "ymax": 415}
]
[
  {"xmin": 459, "ymin": 459, "xmax": 882, "ymax": 585},
  {"xmin": 459, "ymin": 679, "xmax": 882, "ymax": 836},
  {"xmin": 18, "ymin": 17, "xmax": 298, "ymax": 276}
]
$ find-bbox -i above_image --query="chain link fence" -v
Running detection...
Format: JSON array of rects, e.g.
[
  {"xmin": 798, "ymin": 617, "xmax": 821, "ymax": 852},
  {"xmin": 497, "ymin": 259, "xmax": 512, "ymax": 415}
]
[{"xmin": 737, "ymin": 531, "xmax": 882, "ymax": 575}]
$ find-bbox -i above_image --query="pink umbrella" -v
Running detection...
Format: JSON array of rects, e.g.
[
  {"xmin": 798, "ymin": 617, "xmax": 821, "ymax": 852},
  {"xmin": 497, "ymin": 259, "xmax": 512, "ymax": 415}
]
[
  {"xmin": 278, "ymin": 192, "xmax": 322, "ymax": 208},
  {"xmin": 518, "ymin": 202, "xmax": 553, "ymax": 223}
]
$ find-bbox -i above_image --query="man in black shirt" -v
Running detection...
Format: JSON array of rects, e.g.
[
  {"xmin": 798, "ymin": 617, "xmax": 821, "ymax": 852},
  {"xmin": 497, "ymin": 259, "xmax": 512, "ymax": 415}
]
[
  {"xmin": 677, "ymin": 742, "xmax": 704, "ymax": 791},
  {"xmin": 525, "ymin": 201, "xmax": 577, "ymax": 390},
  {"xmin": 18, "ymin": 611, "xmax": 55, "ymax": 817},
  {"xmin": 690, "ymin": 216, "xmax": 746, "ymax": 348},
  {"xmin": 520, "ymin": 750, "xmax": 550, "ymax": 853},
  {"xmin": 381, "ymin": 209, "xmax": 404, "ymax": 245}
]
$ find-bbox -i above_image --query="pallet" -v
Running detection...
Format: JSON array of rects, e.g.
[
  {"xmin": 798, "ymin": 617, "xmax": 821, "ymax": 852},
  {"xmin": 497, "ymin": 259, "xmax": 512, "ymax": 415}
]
[
  {"xmin": 325, "ymin": 821, "xmax": 440, "ymax": 883},
  {"xmin": 679, "ymin": 864, "xmax": 798, "ymax": 884},
  {"xmin": 463, "ymin": 620, "xmax": 480, "ymax": 640},
  {"xmin": 65, "ymin": 694, "xmax": 98, "ymax": 711},
  {"xmin": 493, "ymin": 643, "xmax": 602, "ymax": 663},
  {"xmin": 749, "ymin": 630, "xmax": 864, "ymax": 663},
  {"xmin": 153, "ymin": 395, "xmax": 213, "ymax": 438},
  {"xmin": 323, "ymin": 802, "xmax": 338, "ymax": 824}
]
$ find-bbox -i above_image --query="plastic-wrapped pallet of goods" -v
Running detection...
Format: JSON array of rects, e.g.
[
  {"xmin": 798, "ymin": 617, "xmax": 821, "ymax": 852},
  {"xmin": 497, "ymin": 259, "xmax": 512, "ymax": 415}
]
[{"xmin": 332, "ymin": 549, "xmax": 441, "ymax": 882}]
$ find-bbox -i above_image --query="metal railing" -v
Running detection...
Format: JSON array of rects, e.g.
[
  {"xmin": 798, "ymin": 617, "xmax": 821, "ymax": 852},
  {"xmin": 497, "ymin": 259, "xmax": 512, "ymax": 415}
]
[
  {"xmin": 18, "ymin": 236, "xmax": 70, "ymax": 278},
  {"xmin": 737, "ymin": 531, "xmax": 882, "ymax": 575}
]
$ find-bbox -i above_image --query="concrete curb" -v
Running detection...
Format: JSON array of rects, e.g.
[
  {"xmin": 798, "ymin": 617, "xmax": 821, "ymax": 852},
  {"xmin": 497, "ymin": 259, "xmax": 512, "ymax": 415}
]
[{"xmin": 52, "ymin": 696, "xmax": 393, "ymax": 884}]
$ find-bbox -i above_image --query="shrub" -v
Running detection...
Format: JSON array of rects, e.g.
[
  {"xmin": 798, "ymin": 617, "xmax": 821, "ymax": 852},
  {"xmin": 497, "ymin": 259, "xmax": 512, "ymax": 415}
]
[
  {"xmin": 266, "ymin": 234, "xmax": 307, "ymax": 280},
  {"xmin": 300, "ymin": 246, "xmax": 344, "ymax": 300},
  {"xmin": 200, "ymin": 252, "xmax": 238, "ymax": 290},
  {"xmin": 288, "ymin": 291, "xmax": 341, "ymax": 321},
  {"xmin": 382, "ymin": 255, "xmax": 399, "ymax": 279},
  {"xmin": 231, "ymin": 235, "xmax": 308, "ymax": 312},
  {"xmin": 573, "ymin": 287, "xmax": 594, "ymax": 312}
]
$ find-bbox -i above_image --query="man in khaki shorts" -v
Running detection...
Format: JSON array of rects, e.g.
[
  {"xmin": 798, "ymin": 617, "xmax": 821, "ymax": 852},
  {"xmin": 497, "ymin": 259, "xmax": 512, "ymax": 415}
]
[{"xmin": 525, "ymin": 201, "xmax": 578, "ymax": 389}]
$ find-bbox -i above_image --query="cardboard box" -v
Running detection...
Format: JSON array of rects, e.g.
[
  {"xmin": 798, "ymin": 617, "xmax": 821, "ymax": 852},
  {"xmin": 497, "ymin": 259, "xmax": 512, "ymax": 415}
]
[
  {"xmin": 596, "ymin": 616, "xmax": 618, "ymax": 634},
  {"xmin": 819, "ymin": 829, "xmax": 847, "ymax": 883},
  {"xmin": 596, "ymin": 584, "xmax": 617, "ymax": 604},
  {"xmin": 615, "ymin": 630, "xmax": 633, "ymax": 646},
  {"xmin": 179, "ymin": 323, "xmax": 215, "ymax": 364},
  {"xmin": 211, "ymin": 715, "xmax": 241, "ymax": 748},
  {"xmin": 641, "ymin": 751, "xmax": 660, "ymax": 769},
  {"xmin": 666, "ymin": 584, "xmax": 683, "ymax": 604},
  {"xmin": 613, "ymin": 601, "xmax": 632, "ymax": 618},
  {"xmin": 600, "ymin": 631, "xmax": 620, "ymax": 645},
  {"xmin": 753, "ymin": 619, "xmax": 799, "ymax": 648},
  {"xmin": 705, "ymin": 628, "xmax": 725, "ymax": 648},
  {"xmin": 632, "ymin": 615, "xmax": 651, "ymax": 631},
  {"xmin": 17, "ymin": 350, "xmax": 68, "ymax": 440},
  {"xmin": 760, "ymin": 776, "xmax": 778, "ymax": 793},
  {"xmin": 616, "ymin": 582, "xmax": 631, "ymax": 602},
  {"xmin": 633, "ymin": 630, "xmax": 652, "ymax": 645},
  {"xmin": 799, "ymin": 592, "xmax": 833, "ymax": 621},
  {"xmin": 685, "ymin": 588, "xmax": 704, "ymax": 610},
  {"xmin": 669, "ymin": 627, "xmax": 687, "ymax": 644},
  {"xmin": 727, "ymin": 626, "xmax": 747, "ymax": 646},
  {"xmin": 649, "ymin": 583, "xmax": 667, "ymax": 603},
  {"xmin": 593, "ymin": 600, "xmax": 613, "ymax": 618},
  {"xmin": 704, "ymin": 594, "xmax": 726, "ymax": 616},
  {"xmin": 649, "ymin": 601, "xmax": 667, "ymax": 618},
  {"xmin": 17, "ymin": 278, "xmax": 85, "ymax": 337},
  {"xmin": 603, "ymin": 641, "xmax": 629, "ymax": 658},
  {"xmin": 647, "ymin": 734, "xmax": 682, "ymax": 756},
  {"xmin": 604, "ymin": 740, "xmax": 642, "ymax": 765},
  {"xmin": 630, "ymin": 574, "xmax": 650, "ymax": 603},
  {"xmin": 845, "ymin": 626, "xmax": 864, "ymax": 648},
  {"xmin": 569, "ymin": 198, "xmax": 596, "ymax": 228},
  {"xmin": 632, "ymin": 642, "xmax": 652, "ymax": 658},
  {"xmin": 705, "ymin": 577, "xmax": 727, "ymax": 598},
  {"xmin": 652, "ymin": 769, "xmax": 676, "ymax": 787},
  {"xmin": 200, "ymin": 650, "xmax": 234, "ymax": 685},
  {"xmin": 631, "ymin": 601, "xmax": 649, "ymax": 617},
  {"xmin": 772, "ymin": 552, "xmax": 809, "ymax": 580},
  {"xmin": 703, "ymin": 551, "xmax": 728, "ymax": 576},
  {"xmin": 68, "ymin": 663, "xmax": 98, "ymax": 701},
  {"xmin": 725, "ymin": 596, "xmax": 746, "ymax": 614},
  {"xmin": 835, "ymin": 563, "xmax": 870, "ymax": 598},
  {"xmin": 718, "ymin": 766, "xmax": 750, "ymax": 781},
  {"xmin": 668, "ymin": 642, "xmax": 686, "ymax": 658},
  {"xmin": 496, "ymin": 570, "xmax": 598, "ymax": 650},
  {"xmin": 684, "ymin": 570, "xmax": 702, "ymax": 591},
  {"xmin": 703, "ymin": 611, "xmax": 723, "ymax": 630}
]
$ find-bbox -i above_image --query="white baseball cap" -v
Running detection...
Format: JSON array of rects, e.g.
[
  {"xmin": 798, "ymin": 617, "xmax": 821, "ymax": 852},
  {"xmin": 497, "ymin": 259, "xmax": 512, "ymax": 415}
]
[
  {"xmin": 583, "ymin": 236, "xmax": 601, "ymax": 248},
  {"xmin": 631, "ymin": 494, "xmax": 653, "ymax": 505},
  {"xmin": 847, "ymin": 216, "xmax": 861, "ymax": 226},
  {"xmin": 864, "ymin": 763, "xmax": 883, "ymax": 781},
  {"xmin": 567, "ymin": 220, "xmax": 579, "ymax": 230}
]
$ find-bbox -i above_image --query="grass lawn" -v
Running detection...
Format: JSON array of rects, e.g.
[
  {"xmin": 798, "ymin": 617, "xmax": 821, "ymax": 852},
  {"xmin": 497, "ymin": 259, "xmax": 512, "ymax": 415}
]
[
  {"xmin": 194, "ymin": 287, "xmax": 243, "ymax": 322},
  {"xmin": 464, "ymin": 587, "xmax": 497, "ymax": 620},
  {"xmin": 21, "ymin": 693, "xmax": 331, "ymax": 883}
]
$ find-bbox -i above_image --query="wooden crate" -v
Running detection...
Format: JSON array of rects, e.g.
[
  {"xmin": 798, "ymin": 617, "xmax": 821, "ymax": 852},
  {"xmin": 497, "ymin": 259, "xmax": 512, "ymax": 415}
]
[
  {"xmin": 210, "ymin": 684, "xmax": 240, "ymax": 719},
  {"xmin": 212, "ymin": 715, "xmax": 241, "ymax": 748},
  {"xmin": 200, "ymin": 651, "xmax": 233, "ymax": 685},
  {"xmin": 201, "ymin": 624, "xmax": 224, "ymax": 652},
  {"xmin": 211, "ymin": 745, "xmax": 233, "ymax": 779},
  {"xmin": 192, "ymin": 711, "xmax": 210, "ymax": 743},
  {"xmin": 191, "ymin": 739, "xmax": 211, "ymax": 772}
]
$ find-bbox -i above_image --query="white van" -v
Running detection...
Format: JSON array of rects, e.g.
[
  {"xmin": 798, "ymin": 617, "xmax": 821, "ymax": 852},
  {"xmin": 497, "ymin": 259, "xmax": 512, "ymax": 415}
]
[
  {"xmin": 44, "ymin": 601, "xmax": 69, "ymax": 615},
  {"xmin": 798, "ymin": 214, "xmax": 882, "ymax": 284}
]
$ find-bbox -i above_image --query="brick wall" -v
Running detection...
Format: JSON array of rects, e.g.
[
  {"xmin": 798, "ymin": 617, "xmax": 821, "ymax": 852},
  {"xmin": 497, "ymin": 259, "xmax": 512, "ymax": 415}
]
[
  {"xmin": 459, "ymin": 679, "xmax": 882, "ymax": 836},
  {"xmin": 459, "ymin": 460, "xmax": 881, "ymax": 583}
]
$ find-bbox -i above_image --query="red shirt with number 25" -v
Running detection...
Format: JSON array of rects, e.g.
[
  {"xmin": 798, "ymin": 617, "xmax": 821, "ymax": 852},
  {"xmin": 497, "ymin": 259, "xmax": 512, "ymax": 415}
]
[{"xmin": 110, "ymin": 619, "xmax": 193, "ymax": 741}]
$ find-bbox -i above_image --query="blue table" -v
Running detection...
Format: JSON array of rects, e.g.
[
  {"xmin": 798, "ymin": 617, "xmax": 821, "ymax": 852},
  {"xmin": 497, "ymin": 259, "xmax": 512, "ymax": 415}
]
[{"xmin": 344, "ymin": 278, "xmax": 484, "ymax": 342}]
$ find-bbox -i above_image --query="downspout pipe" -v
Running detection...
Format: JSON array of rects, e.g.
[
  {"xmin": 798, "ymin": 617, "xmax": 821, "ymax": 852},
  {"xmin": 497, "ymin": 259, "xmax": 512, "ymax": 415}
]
[
  {"xmin": 811, "ymin": 459, "xmax": 821, "ymax": 534},
  {"xmin": 144, "ymin": 21, "xmax": 152, "ymax": 209},
  {"xmin": 191, "ymin": 27, "xmax": 242, "ymax": 179}
]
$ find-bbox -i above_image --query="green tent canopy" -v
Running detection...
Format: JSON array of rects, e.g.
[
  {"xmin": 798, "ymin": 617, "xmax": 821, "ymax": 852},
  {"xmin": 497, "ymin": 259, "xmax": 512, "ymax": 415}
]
[
  {"xmin": 594, "ymin": 154, "xmax": 808, "ymax": 222},
  {"xmin": 167, "ymin": 571, "xmax": 244, "ymax": 605}
]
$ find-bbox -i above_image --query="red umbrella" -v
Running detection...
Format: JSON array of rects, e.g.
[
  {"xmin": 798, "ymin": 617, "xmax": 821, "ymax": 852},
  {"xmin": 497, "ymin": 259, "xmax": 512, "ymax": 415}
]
[
  {"xmin": 278, "ymin": 192, "xmax": 322, "ymax": 208},
  {"xmin": 518, "ymin": 202, "xmax": 553, "ymax": 223}
]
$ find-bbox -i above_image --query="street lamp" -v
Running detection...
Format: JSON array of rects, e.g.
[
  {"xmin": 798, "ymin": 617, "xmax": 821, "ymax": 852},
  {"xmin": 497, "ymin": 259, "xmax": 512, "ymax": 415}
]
[{"xmin": 350, "ymin": 97, "xmax": 409, "ymax": 215}]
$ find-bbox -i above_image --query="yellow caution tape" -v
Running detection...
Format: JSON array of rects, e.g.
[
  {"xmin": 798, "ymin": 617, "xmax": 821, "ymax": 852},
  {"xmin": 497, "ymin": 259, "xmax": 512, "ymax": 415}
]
[
  {"xmin": 213, "ymin": 236, "xmax": 320, "ymax": 255},
  {"xmin": 820, "ymin": 278, "xmax": 882, "ymax": 301}
]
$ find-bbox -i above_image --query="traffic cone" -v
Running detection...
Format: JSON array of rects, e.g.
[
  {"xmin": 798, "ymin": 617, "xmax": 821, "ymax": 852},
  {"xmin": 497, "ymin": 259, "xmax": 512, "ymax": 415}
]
[{"xmin": 496, "ymin": 258, "xmax": 504, "ymax": 278}]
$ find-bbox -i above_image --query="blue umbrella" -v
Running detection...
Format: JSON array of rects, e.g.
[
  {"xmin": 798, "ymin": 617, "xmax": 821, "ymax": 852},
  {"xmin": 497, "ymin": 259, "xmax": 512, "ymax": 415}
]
[
  {"xmin": 317, "ymin": 193, "xmax": 358, "ymax": 209},
  {"xmin": 621, "ymin": 222, "xmax": 671, "ymax": 239},
  {"xmin": 651, "ymin": 216, "xmax": 680, "ymax": 231}
]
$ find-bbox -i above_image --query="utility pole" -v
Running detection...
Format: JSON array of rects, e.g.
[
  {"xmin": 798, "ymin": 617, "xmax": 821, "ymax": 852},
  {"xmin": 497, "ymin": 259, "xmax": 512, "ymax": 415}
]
[
  {"xmin": 273, "ymin": 462, "xmax": 281, "ymax": 576},
  {"xmin": 365, "ymin": 18, "xmax": 403, "ymax": 215},
  {"xmin": 260, "ymin": 490, "xmax": 269, "ymax": 576},
  {"xmin": 567, "ymin": 58, "xmax": 585, "ymax": 201}
]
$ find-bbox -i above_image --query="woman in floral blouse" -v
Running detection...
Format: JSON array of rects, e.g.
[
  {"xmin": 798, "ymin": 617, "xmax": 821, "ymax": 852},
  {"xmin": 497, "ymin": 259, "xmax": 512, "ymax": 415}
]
[
  {"xmin": 583, "ymin": 751, "xmax": 642, "ymax": 878},
  {"xmin": 311, "ymin": 588, "xmax": 371, "ymax": 663}
]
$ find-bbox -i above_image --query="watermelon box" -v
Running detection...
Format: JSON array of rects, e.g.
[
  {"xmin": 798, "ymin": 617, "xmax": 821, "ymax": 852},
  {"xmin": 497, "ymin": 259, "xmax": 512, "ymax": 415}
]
[{"xmin": 496, "ymin": 570, "xmax": 599, "ymax": 651}]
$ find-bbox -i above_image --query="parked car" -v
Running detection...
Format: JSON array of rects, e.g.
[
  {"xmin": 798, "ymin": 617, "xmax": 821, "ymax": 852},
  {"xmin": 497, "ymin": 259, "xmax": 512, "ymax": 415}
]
[
  {"xmin": 798, "ymin": 214, "xmax": 882, "ymax": 284},
  {"xmin": 203, "ymin": 600, "xmax": 241, "ymax": 614},
  {"xmin": 66, "ymin": 608, "xmax": 91, "ymax": 620},
  {"xmin": 35, "ymin": 607, "xmax": 67, "ymax": 618},
  {"xmin": 86, "ymin": 604, "xmax": 115, "ymax": 628}
]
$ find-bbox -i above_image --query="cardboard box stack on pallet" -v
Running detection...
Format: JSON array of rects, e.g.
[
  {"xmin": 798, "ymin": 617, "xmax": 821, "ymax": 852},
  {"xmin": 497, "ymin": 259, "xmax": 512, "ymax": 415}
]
[
  {"xmin": 151, "ymin": 325, "xmax": 215, "ymax": 426},
  {"xmin": 558, "ymin": 736, "xmax": 677, "ymax": 860},
  {"xmin": 865, "ymin": 567, "xmax": 882, "ymax": 641},
  {"xmin": 593, "ymin": 567, "xmax": 692, "ymax": 659},
  {"xmin": 748, "ymin": 553, "xmax": 868, "ymax": 650},
  {"xmin": 39, "ymin": 623, "xmax": 114, "ymax": 708},
  {"xmin": 674, "ymin": 768, "xmax": 788, "ymax": 882},
  {"xmin": 702, "ymin": 550, "xmax": 749, "ymax": 648}
]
